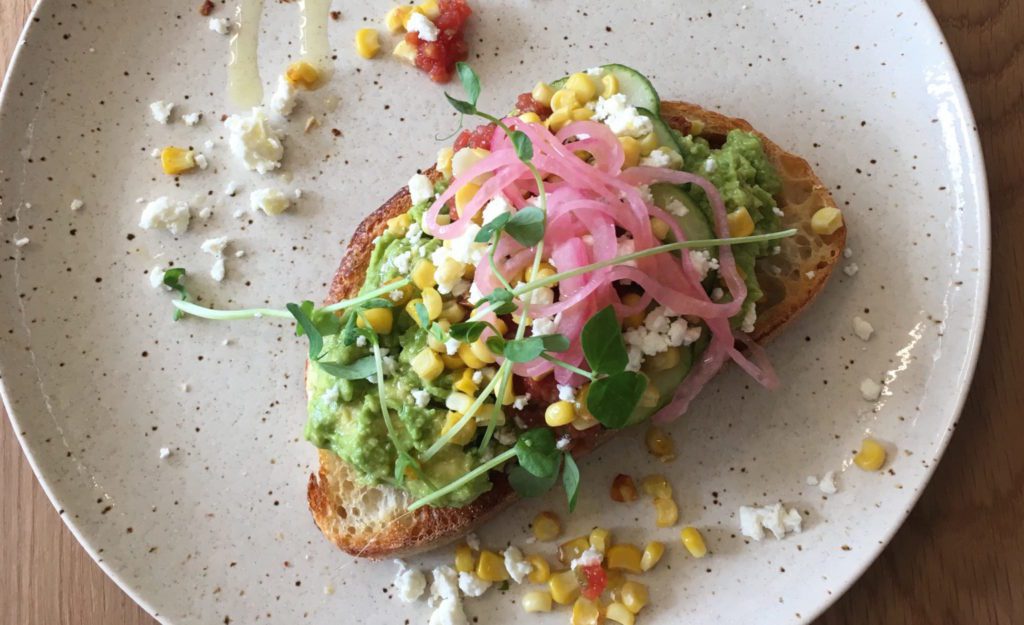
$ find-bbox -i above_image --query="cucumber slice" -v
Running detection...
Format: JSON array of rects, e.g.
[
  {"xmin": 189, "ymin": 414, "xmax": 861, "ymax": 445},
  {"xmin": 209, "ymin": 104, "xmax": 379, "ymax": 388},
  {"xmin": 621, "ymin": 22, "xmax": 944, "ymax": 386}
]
[
  {"xmin": 626, "ymin": 346, "xmax": 694, "ymax": 426},
  {"xmin": 548, "ymin": 64, "xmax": 660, "ymax": 114},
  {"xmin": 650, "ymin": 183, "xmax": 714, "ymax": 243},
  {"xmin": 637, "ymin": 107, "xmax": 682, "ymax": 153}
]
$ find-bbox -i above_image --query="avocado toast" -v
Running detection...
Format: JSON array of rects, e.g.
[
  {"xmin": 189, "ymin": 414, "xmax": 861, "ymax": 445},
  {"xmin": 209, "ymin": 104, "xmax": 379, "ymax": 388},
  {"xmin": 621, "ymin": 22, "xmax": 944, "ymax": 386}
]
[{"xmin": 301, "ymin": 65, "xmax": 846, "ymax": 558}]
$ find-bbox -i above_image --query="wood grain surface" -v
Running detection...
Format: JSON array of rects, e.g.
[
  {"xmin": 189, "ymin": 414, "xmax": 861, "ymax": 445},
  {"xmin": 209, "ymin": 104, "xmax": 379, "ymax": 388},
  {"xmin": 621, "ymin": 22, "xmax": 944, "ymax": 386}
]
[{"xmin": 1, "ymin": 0, "xmax": 1021, "ymax": 623}]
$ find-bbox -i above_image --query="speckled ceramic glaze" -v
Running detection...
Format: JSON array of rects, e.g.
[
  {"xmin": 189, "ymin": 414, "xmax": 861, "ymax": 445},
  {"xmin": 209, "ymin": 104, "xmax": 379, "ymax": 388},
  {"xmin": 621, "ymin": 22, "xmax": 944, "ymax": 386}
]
[{"xmin": 0, "ymin": 1, "xmax": 988, "ymax": 623}]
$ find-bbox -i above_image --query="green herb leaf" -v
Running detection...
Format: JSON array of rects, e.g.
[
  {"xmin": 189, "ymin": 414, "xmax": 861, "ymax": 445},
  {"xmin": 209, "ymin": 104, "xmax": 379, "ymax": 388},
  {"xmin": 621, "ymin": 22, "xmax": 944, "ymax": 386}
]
[
  {"xmin": 317, "ymin": 356, "xmax": 376, "ymax": 380},
  {"xmin": 539, "ymin": 333, "xmax": 570, "ymax": 353},
  {"xmin": 395, "ymin": 449, "xmax": 430, "ymax": 488},
  {"xmin": 586, "ymin": 371, "xmax": 647, "ymax": 429},
  {"xmin": 485, "ymin": 335, "xmax": 506, "ymax": 356},
  {"xmin": 475, "ymin": 212, "xmax": 511, "ymax": 243},
  {"xmin": 449, "ymin": 320, "xmax": 492, "ymax": 343},
  {"xmin": 414, "ymin": 301, "xmax": 430, "ymax": 329},
  {"xmin": 162, "ymin": 268, "xmax": 189, "ymax": 321},
  {"xmin": 501, "ymin": 337, "xmax": 545, "ymax": 363},
  {"xmin": 455, "ymin": 62, "xmax": 481, "ymax": 106},
  {"xmin": 444, "ymin": 93, "xmax": 477, "ymax": 116},
  {"xmin": 511, "ymin": 130, "xmax": 533, "ymax": 162},
  {"xmin": 356, "ymin": 298, "xmax": 394, "ymax": 310},
  {"xmin": 428, "ymin": 322, "xmax": 446, "ymax": 343},
  {"xmin": 509, "ymin": 464, "xmax": 559, "ymax": 498},
  {"xmin": 479, "ymin": 288, "xmax": 517, "ymax": 315},
  {"xmin": 514, "ymin": 428, "xmax": 560, "ymax": 477},
  {"xmin": 581, "ymin": 305, "xmax": 628, "ymax": 374},
  {"xmin": 287, "ymin": 302, "xmax": 325, "ymax": 361},
  {"xmin": 505, "ymin": 207, "xmax": 546, "ymax": 248},
  {"xmin": 340, "ymin": 313, "xmax": 363, "ymax": 346},
  {"xmin": 562, "ymin": 453, "xmax": 580, "ymax": 513}
]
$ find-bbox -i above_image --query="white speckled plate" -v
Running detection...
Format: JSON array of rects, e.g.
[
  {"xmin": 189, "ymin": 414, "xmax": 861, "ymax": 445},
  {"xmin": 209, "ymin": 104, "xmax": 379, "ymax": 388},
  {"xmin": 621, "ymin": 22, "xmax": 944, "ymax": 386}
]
[{"xmin": 0, "ymin": 1, "xmax": 988, "ymax": 623}]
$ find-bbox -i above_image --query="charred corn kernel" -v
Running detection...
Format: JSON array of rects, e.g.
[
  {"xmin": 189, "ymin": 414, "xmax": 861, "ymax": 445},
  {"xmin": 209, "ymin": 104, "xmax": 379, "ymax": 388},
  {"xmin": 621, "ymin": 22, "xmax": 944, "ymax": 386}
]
[
  {"xmin": 422, "ymin": 287, "xmax": 443, "ymax": 320},
  {"xmin": 645, "ymin": 428, "xmax": 675, "ymax": 460},
  {"xmin": 571, "ymin": 598, "xmax": 601, "ymax": 625},
  {"xmin": 606, "ymin": 543, "xmax": 643, "ymax": 574},
  {"xmin": 442, "ymin": 412, "xmax": 476, "ymax": 445},
  {"xmin": 532, "ymin": 511, "xmax": 561, "ymax": 542},
  {"xmin": 550, "ymin": 88, "xmax": 580, "ymax": 112},
  {"xmin": 646, "ymin": 346, "xmax": 680, "ymax": 372},
  {"xmin": 468, "ymin": 338, "xmax": 496, "ymax": 364},
  {"xmin": 384, "ymin": 6, "xmax": 412, "ymax": 32},
  {"xmin": 452, "ymin": 370, "xmax": 476, "ymax": 397},
  {"xmin": 434, "ymin": 258, "xmax": 464, "ymax": 291},
  {"xmin": 650, "ymin": 217, "xmax": 670, "ymax": 240},
  {"xmin": 727, "ymin": 207, "xmax": 755, "ymax": 237},
  {"xmin": 606, "ymin": 602, "xmax": 635, "ymax": 625},
  {"xmin": 458, "ymin": 342, "xmax": 486, "ymax": 369},
  {"xmin": 639, "ymin": 381, "xmax": 660, "ymax": 408},
  {"xmin": 386, "ymin": 213, "xmax": 412, "ymax": 235},
  {"xmin": 436, "ymin": 147, "xmax": 455, "ymax": 179},
  {"xmin": 411, "ymin": 348, "xmax": 443, "ymax": 381},
  {"xmin": 589, "ymin": 528, "xmax": 611, "ymax": 553},
  {"xmin": 548, "ymin": 570, "xmax": 580, "ymax": 605},
  {"xmin": 565, "ymin": 73, "xmax": 597, "ymax": 103},
  {"xmin": 610, "ymin": 473, "xmax": 638, "ymax": 502},
  {"xmin": 160, "ymin": 147, "xmax": 196, "ymax": 175},
  {"xmin": 518, "ymin": 111, "xmax": 542, "ymax": 124},
  {"xmin": 640, "ymin": 541, "xmax": 665, "ymax": 571},
  {"xmin": 854, "ymin": 437, "xmax": 887, "ymax": 471},
  {"xmin": 545, "ymin": 401, "xmax": 576, "ymax": 427},
  {"xmin": 527, "ymin": 555, "xmax": 551, "ymax": 583},
  {"xmin": 619, "ymin": 136, "xmax": 641, "ymax": 168},
  {"xmin": 654, "ymin": 497, "xmax": 679, "ymax": 528},
  {"xmin": 494, "ymin": 378, "xmax": 514, "ymax": 405},
  {"xmin": 411, "ymin": 260, "xmax": 437, "ymax": 289},
  {"xmin": 545, "ymin": 108, "xmax": 572, "ymax": 132},
  {"xmin": 524, "ymin": 262, "xmax": 557, "ymax": 283},
  {"xmin": 417, "ymin": 0, "xmax": 440, "ymax": 19},
  {"xmin": 680, "ymin": 526, "xmax": 708, "ymax": 558},
  {"xmin": 620, "ymin": 581, "xmax": 648, "ymax": 614},
  {"xmin": 441, "ymin": 353, "xmax": 464, "ymax": 369},
  {"xmin": 356, "ymin": 307, "xmax": 394, "ymax": 334},
  {"xmin": 571, "ymin": 107, "xmax": 595, "ymax": 121},
  {"xmin": 286, "ymin": 61, "xmax": 320, "ymax": 89},
  {"xmin": 600, "ymin": 73, "xmax": 619, "ymax": 98},
  {"xmin": 622, "ymin": 293, "xmax": 645, "ymax": 328},
  {"xmin": 354, "ymin": 28, "xmax": 380, "ymax": 59},
  {"xmin": 531, "ymin": 82, "xmax": 555, "ymax": 107},
  {"xmin": 811, "ymin": 206, "xmax": 844, "ymax": 235},
  {"xmin": 455, "ymin": 543, "xmax": 476, "ymax": 573},
  {"xmin": 392, "ymin": 40, "xmax": 417, "ymax": 63},
  {"xmin": 690, "ymin": 119, "xmax": 706, "ymax": 135},
  {"xmin": 455, "ymin": 182, "xmax": 480, "ymax": 212},
  {"xmin": 558, "ymin": 535, "xmax": 591, "ymax": 564},
  {"xmin": 522, "ymin": 590, "xmax": 553, "ymax": 613},
  {"xmin": 476, "ymin": 549, "xmax": 509, "ymax": 582},
  {"xmin": 440, "ymin": 300, "xmax": 465, "ymax": 323},
  {"xmin": 640, "ymin": 474, "xmax": 672, "ymax": 499},
  {"xmin": 639, "ymin": 132, "xmax": 659, "ymax": 156}
]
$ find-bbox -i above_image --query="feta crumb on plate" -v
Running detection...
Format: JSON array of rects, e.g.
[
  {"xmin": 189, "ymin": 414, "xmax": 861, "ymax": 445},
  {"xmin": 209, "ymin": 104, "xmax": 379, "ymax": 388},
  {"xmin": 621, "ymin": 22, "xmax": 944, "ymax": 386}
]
[
  {"xmin": 270, "ymin": 75, "xmax": 298, "ymax": 118},
  {"xmin": 457, "ymin": 571, "xmax": 490, "ymax": 597},
  {"xmin": 69, "ymin": 198, "xmax": 84, "ymax": 211},
  {"xmin": 225, "ymin": 108, "xmax": 284, "ymax": 174},
  {"xmin": 408, "ymin": 173, "xmax": 436, "ymax": 205},
  {"xmin": 14, "ymin": 237, "xmax": 30, "ymax": 247},
  {"xmin": 465, "ymin": 533, "xmax": 480, "ymax": 551},
  {"xmin": 159, "ymin": 447, "xmax": 171, "ymax": 459},
  {"xmin": 843, "ymin": 262, "xmax": 860, "ymax": 277},
  {"xmin": 852, "ymin": 315, "xmax": 874, "ymax": 341},
  {"xmin": 250, "ymin": 188, "xmax": 291, "ymax": 216},
  {"xmin": 860, "ymin": 378, "xmax": 882, "ymax": 401},
  {"xmin": 392, "ymin": 560, "xmax": 426, "ymax": 603},
  {"xmin": 739, "ymin": 503, "xmax": 803, "ymax": 541},
  {"xmin": 149, "ymin": 267, "xmax": 166, "ymax": 289},
  {"xmin": 429, "ymin": 565, "xmax": 459, "ymax": 603},
  {"xmin": 503, "ymin": 546, "xmax": 532, "ymax": 583},
  {"xmin": 819, "ymin": 470, "xmax": 838, "ymax": 494},
  {"xmin": 406, "ymin": 11, "xmax": 439, "ymax": 42},
  {"xmin": 556, "ymin": 384, "xmax": 576, "ymax": 402},
  {"xmin": 182, "ymin": 112, "xmax": 202, "ymax": 126},
  {"xmin": 208, "ymin": 17, "xmax": 231, "ymax": 35},
  {"xmin": 428, "ymin": 597, "xmax": 467, "ymax": 625},
  {"xmin": 149, "ymin": 100, "xmax": 174, "ymax": 124},
  {"xmin": 139, "ymin": 197, "xmax": 190, "ymax": 235}
]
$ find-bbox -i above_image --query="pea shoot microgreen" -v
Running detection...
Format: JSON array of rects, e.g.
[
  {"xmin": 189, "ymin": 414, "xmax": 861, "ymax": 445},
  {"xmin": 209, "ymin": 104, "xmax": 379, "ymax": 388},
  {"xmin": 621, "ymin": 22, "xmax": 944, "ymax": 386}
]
[{"xmin": 161, "ymin": 268, "xmax": 190, "ymax": 321}]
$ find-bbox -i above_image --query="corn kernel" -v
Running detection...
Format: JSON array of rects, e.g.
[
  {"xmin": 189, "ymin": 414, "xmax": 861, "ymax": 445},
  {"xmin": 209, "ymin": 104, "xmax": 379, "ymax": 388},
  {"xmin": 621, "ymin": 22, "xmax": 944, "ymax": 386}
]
[
  {"xmin": 392, "ymin": 40, "xmax": 417, "ymax": 64},
  {"xmin": 680, "ymin": 526, "xmax": 708, "ymax": 558},
  {"xmin": 645, "ymin": 346, "xmax": 680, "ymax": 372},
  {"xmin": 417, "ymin": 0, "xmax": 440, "ymax": 19},
  {"xmin": 356, "ymin": 307, "xmax": 393, "ymax": 335},
  {"xmin": 619, "ymin": 136, "xmax": 641, "ymax": 168},
  {"xmin": 606, "ymin": 602, "xmax": 635, "ymax": 625},
  {"xmin": 572, "ymin": 412, "xmax": 600, "ymax": 431},
  {"xmin": 544, "ymin": 401, "xmax": 575, "ymax": 427},
  {"xmin": 606, "ymin": 543, "xmax": 643, "ymax": 574},
  {"xmin": 286, "ymin": 60, "xmax": 320, "ymax": 89},
  {"xmin": 605, "ymin": 569, "xmax": 627, "ymax": 595},
  {"xmin": 620, "ymin": 581, "xmax": 648, "ymax": 614},
  {"xmin": 639, "ymin": 132, "xmax": 659, "ymax": 156},
  {"xmin": 531, "ymin": 82, "xmax": 555, "ymax": 107},
  {"xmin": 640, "ymin": 474, "xmax": 672, "ymax": 499},
  {"xmin": 558, "ymin": 535, "xmax": 591, "ymax": 565},
  {"xmin": 524, "ymin": 262, "xmax": 557, "ymax": 283},
  {"xmin": 451, "ymin": 147, "xmax": 491, "ymax": 181},
  {"xmin": 640, "ymin": 541, "xmax": 665, "ymax": 571},
  {"xmin": 441, "ymin": 353, "xmax": 464, "ymax": 369},
  {"xmin": 411, "ymin": 348, "xmax": 443, "ymax": 381},
  {"xmin": 411, "ymin": 260, "xmax": 436, "ymax": 289},
  {"xmin": 811, "ymin": 206, "xmax": 844, "ymax": 235},
  {"xmin": 160, "ymin": 147, "xmax": 196, "ymax": 175},
  {"xmin": 854, "ymin": 437, "xmax": 887, "ymax": 471},
  {"xmin": 727, "ymin": 207, "xmax": 755, "ymax": 237},
  {"xmin": 384, "ymin": 6, "xmax": 412, "ymax": 32},
  {"xmin": 440, "ymin": 300, "xmax": 465, "ymax": 323},
  {"xmin": 455, "ymin": 543, "xmax": 476, "ymax": 573},
  {"xmin": 386, "ymin": 213, "xmax": 412, "ymax": 236},
  {"xmin": 548, "ymin": 570, "xmax": 580, "ymax": 605},
  {"xmin": 469, "ymin": 338, "xmax": 496, "ymax": 364},
  {"xmin": 645, "ymin": 428, "xmax": 675, "ymax": 460},
  {"xmin": 532, "ymin": 511, "xmax": 561, "ymax": 542},
  {"xmin": 476, "ymin": 549, "xmax": 509, "ymax": 582},
  {"xmin": 522, "ymin": 590, "xmax": 553, "ymax": 613},
  {"xmin": 650, "ymin": 217, "xmax": 670, "ymax": 240},
  {"xmin": 354, "ymin": 28, "xmax": 380, "ymax": 59},
  {"xmin": 518, "ymin": 111, "xmax": 541, "ymax": 124},
  {"xmin": 601, "ymin": 74, "xmax": 619, "ymax": 98},
  {"xmin": 622, "ymin": 293, "xmax": 645, "ymax": 328},
  {"xmin": 550, "ymin": 88, "xmax": 580, "ymax": 112},
  {"xmin": 571, "ymin": 597, "xmax": 601, "ymax": 625},
  {"xmin": 571, "ymin": 107, "xmax": 595, "ymax": 122},
  {"xmin": 453, "ymin": 368, "xmax": 477, "ymax": 395},
  {"xmin": 421, "ymin": 287, "xmax": 442, "ymax": 320},
  {"xmin": 427, "ymin": 319, "xmax": 451, "ymax": 352},
  {"xmin": 527, "ymin": 555, "xmax": 551, "ymax": 583},
  {"xmin": 565, "ymin": 73, "xmax": 597, "ymax": 103},
  {"xmin": 610, "ymin": 473, "xmax": 638, "ymax": 502},
  {"xmin": 455, "ymin": 182, "xmax": 480, "ymax": 213},
  {"xmin": 487, "ymin": 378, "xmax": 511, "ymax": 405},
  {"xmin": 653, "ymin": 497, "xmax": 679, "ymax": 528},
  {"xmin": 441, "ymin": 412, "xmax": 476, "ymax": 445},
  {"xmin": 545, "ymin": 108, "xmax": 572, "ymax": 132},
  {"xmin": 384, "ymin": 278, "xmax": 413, "ymax": 306},
  {"xmin": 588, "ymin": 527, "xmax": 611, "ymax": 553}
]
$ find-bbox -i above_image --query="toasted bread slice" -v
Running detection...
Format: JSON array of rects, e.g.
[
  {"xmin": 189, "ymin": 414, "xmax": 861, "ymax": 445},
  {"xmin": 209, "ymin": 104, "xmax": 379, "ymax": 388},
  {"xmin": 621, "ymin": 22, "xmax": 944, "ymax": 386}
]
[{"xmin": 307, "ymin": 100, "xmax": 845, "ymax": 559}]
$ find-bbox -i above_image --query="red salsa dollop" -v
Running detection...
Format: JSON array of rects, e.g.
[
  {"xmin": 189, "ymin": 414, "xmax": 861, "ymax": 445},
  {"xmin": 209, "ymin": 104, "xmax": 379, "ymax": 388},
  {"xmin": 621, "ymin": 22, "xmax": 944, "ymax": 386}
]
[
  {"xmin": 454, "ymin": 123, "xmax": 496, "ymax": 151},
  {"xmin": 406, "ymin": 0, "xmax": 472, "ymax": 83}
]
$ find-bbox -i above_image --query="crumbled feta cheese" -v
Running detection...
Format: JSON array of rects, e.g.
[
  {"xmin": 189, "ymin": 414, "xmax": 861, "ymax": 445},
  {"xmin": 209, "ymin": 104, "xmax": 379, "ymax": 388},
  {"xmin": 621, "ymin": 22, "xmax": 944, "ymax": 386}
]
[
  {"xmin": 149, "ymin": 267, "xmax": 167, "ymax": 289},
  {"xmin": 224, "ymin": 181, "xmax": 240, "ymax": 196},
  {"xmin": 626, "ymin": 345, "xmax": 643, "ymax": 372},
  {"xmin": 321, "ymin": 385, "xmax": 340, "ymax": 406},
  {"xmin": 389, "ymin": 289, "xmax": 405, "ymax": 303},
  {"xmin": 355, "ymin": 335, "xmax": 368, "ymax": 348},
  {"xmin": 468, "ymin": 282, "xmax": 485, "ymax": 305},
  {"xmin": 149, "ymin": 100, "xmax": 174, "ymax": 124},
  {"xmin": 711, "ymin": 287, "xmax": 724, "ymax": 301},
  {"xmin": 740, "ymin": 305, "xmax": 757, "ymax": 334},
  {"xmin": 139, "ymin": 197, "xmax": 190, "ymax": 235},
  {"xmin": 465, "ymin": 533, "xmax": 481, "ymax": 551},
  {"xmin": 772, "ymin": 206, "xmax": 785, "ymax": 218},
  {"xmin": 428, "ymin": 597, "xmax": 467, "ymax": 625},
  {"xmin": 293, "ymin": 188, "xmax": 303, "ymax": 199},
  {"xmin": 844, "ymin": 247, "xmax": 854, "ymax": 259},
  {"xmin": 852, "ymin": 316, "xmax": 874, "ymax": 341},
  {"xmin": 182, "ymin": 112, "xmax": 202, "ymax": 126},
  {"xmin": 457, "ymin": 572, "xmax": 490, "ymax": 597},
  {"xmin": 843, "ymin": 262, "xmax": 860, "ymax": 277},
  {"xmin": 593, "ymin": 93, "xmax": 653, "ymax": 138},
  {"xmin": 406, "ymin": 222, "xmax": 423, "ymax": 244},
  {"xmin": 270, "ymin": 75, "xmax": 298, "ymax": 118},
  {"xmin": 638, "ymin": 184, "xmax": 654, "ymax": 205},
  {"xmin": 738, "ymin": 503, "xmax": 803, "ymax": 541},
  {"xmin": 250, "ymin": 188, "xmax": 291, "ymax": 216},
  {"xmin": 523, "ymin": 286, "xmax": 555, "ymax": 307},
  {"xmin": 13, "ymin": 237, "xmax": 29, "ymax": 247},
  {"xmin": 688, "ymin": 250, "xmax": 719, "ymax": 280},
  {"xmin": 159, "ymin": 447, "xmax": 171, "ymax": 459},
  {"xmin": 443, "ymin": 338, "xmax": 460, "ymax": 356},
  {"xmin": 393, "ymin": 250, "xmax": 413, "ymax": 274},
  {"xmin": 197, "ymin": 206, "xmax": 213, "ymax": 219},
  {"xmin": 556, "ymin": 436, "xmax": 572, "ymax": 451},
  {"xmin": 471, "ymin": 370, "xmax": 484, "ymax": 385},
  {"xmin": 624, "ymin": 306, "xmax": 700, "ymax": 369},
  {"xmin": 406, "ymin": 11, "xmax": 439, "ymax": 41},
  {"xmin": 194, "ymin": 153, "xmax": 209, "ymax": 170},
  {"xmin": 408, "ymin": 173, "xmax": 436, "ymax": 205},
  {"xmin": 482, "ymin": 195, "xmax": 512, "ymax": 225},
  {"xmin": 503, "ymin": 546, "xmax": 532, "ymax": 584},
  {"xmin": 557, "ymin": 384, "xmax": 576, "ymax": 402},
  {"xmin": 703, "ymin": 157, "xmax": 717, "ymax": 173},
  {"xmin": 494, "ymin": 427, "xmax": 517, "ymax": 446},
  {"xmin": 805, "ymin": 270, "xmax": 816, "ymax": 279},
  {"xmin": 584, "ymin": 66, "xmax": 604, "ymax": 76},
  {"xmin": 210, "ymin": 258, "xmax": 226, "ymax": 282},
  {"xmin": 570, "ymin": 548, "xmax": 603, "ymax": 570},
  {"xmin": 208, "ymin": 17, "xmax": 231, "ymax": 35},
  {"xmin": 411, "ymin": 389, "xmax": 431, "ymax": 407},
  {"xmin": 393, "ymin": 560, "xmax": 427, "ymax": 603},
  {"xmin": 430, "ymin": 565, "xmax": 460, "ymax": 604},
  {"xmin": 201, "ymin": 235, "xmax": 230, "ymax": 257},
  {"xmin": 639, "ymin": 147, "xmax": 684, "ymax": 170},
  {"xmin": 819, "ymin": 470, "xmax": 838, "ymax": 495},
  {"xmin": 860, "ymin": 378, "xmax": 882, "ymax": 401},
  {"xmin": 69, "ymin": 198, "xmax": 84, "ymax": 211},
  {"xmin": 447, "ymin": 224, "xmax": 488, "ymax": 265},
  {"xmin": 225, "ymin": 108, "xmax": 284, "ymax": 174},
  {"xmin": 665, "ymin": 198, "xmax": 689, "ymax": 217},
  {"xmin": 531, "ymin": 315, "xmax": 559, "ymax": 336},
  {"xmin": 512, "ymin": 394, "xmax": 531, "ymax": 410}
]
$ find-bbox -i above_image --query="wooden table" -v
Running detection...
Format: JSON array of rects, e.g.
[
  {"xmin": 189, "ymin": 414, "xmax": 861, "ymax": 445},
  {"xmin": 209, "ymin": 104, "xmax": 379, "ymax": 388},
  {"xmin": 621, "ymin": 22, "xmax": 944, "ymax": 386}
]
[{"xmin": 2, "ymin": 0, "xmax": 1022, "ymax": 623}]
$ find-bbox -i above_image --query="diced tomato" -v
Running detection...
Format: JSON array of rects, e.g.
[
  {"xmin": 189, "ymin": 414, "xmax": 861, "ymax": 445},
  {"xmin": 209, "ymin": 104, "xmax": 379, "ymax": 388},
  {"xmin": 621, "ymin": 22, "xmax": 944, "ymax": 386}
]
[
  {"xmin": 578, "ymin": 563, "xmax": 607, "ymax": 600},
  {"xmin": 453, "ymin": 123, "xmax": 496, "ymax": 151},
  {"xmin": 515, "ymin": 93, "xmax": 551, "ymax": 119},
  {"xmin": 409, "ymin": 0, "xmax": 472, "ymax": 83}
]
